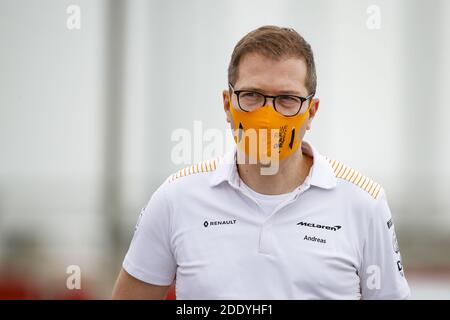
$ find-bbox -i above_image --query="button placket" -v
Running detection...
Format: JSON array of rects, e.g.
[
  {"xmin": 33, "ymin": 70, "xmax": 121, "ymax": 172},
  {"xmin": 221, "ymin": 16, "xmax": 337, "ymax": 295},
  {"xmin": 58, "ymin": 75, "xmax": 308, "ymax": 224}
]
[
  {"xmin": 232, "ymin": 173, "xmax": 312, "ymax": 255},
  {"xmin": 257, "ymin": 182, "xmax": 312, "ymax": 254},
  {"xmin": 258, "ymin": 222, "xmax": 274, "ymax": 254}
]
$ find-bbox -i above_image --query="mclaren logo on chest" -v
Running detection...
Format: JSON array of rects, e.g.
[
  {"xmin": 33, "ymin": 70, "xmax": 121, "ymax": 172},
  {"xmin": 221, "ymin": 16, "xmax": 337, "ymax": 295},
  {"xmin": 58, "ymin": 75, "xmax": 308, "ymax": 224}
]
[{"xmin": 297, "ymin": 221, "xmax": 342, "ymax": 231}]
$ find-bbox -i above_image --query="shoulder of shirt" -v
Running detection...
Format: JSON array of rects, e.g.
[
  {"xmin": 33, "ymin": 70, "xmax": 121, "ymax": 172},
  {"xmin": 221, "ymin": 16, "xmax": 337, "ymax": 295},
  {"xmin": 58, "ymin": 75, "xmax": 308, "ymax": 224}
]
[
  {"xmin": 164, "ymin": 156, "xmax": 221, "ymax": 185},
  {"xmin": 325, "ymin": 157, "xmax": 385, "ymax": 201}
]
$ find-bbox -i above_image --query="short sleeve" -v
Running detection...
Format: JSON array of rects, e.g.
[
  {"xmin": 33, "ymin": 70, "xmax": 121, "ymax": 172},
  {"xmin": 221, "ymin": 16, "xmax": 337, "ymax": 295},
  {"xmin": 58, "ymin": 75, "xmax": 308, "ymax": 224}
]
[
  {"xmin": 359, "ymin": 190, "xmax": 411, "ymax": 299},
  {"xmin": 122, "ymin": 183, "xmax": 177, "ymax": 286}
]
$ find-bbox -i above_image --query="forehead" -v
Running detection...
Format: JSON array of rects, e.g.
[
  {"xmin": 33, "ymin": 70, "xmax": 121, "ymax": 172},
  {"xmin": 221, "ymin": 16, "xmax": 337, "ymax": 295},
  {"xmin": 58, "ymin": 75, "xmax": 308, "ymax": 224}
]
[{"xmin": 235, "ymin": 52, "xmax": 308, "ymax": 95}]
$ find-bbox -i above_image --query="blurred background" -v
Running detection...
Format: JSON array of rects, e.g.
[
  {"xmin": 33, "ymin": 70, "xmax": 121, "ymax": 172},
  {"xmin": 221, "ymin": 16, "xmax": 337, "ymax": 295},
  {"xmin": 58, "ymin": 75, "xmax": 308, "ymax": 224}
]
[{"xmin": 1, "ymin": 0, "xmax": 449, "ymax": 299}]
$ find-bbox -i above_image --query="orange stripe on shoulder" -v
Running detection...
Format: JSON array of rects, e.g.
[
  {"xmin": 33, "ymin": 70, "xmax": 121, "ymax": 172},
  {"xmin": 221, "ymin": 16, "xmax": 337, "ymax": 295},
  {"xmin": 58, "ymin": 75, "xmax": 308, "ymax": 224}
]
[
  {"xmin": 168, "ymin": 158, "xmax": 220, "ymax": 183},
  {"xmin": 326, "ymin": 158, "xmax": 383, "ymax": 199}
]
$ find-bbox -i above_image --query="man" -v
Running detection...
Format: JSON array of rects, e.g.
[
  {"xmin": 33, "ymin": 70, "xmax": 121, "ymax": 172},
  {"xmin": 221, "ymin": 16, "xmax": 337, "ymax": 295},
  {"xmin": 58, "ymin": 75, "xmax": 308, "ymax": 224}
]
[{"xmin": 112, "ymin": 26, "xmax": 410, "ymax": 299}]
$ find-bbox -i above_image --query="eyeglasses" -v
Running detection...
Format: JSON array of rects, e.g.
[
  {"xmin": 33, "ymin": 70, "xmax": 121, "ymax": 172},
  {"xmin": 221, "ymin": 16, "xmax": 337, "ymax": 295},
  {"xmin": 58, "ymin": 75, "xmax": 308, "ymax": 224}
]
[{"xmin": 228, "ymin": 83, "xmax": 314, "ymax": 117}]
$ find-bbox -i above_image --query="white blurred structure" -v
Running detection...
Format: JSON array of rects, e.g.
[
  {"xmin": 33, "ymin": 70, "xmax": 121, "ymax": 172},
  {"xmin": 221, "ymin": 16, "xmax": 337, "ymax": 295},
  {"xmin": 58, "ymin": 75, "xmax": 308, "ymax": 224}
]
[{"xmin": 0, "ymin": 0, "xmax": 449, "ymax": 298}]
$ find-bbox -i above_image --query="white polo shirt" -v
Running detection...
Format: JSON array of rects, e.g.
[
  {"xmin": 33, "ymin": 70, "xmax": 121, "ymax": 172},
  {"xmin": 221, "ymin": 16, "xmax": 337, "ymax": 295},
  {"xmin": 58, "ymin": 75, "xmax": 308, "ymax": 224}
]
[{"xmin": 123, "ymin": 141, "xmax": 411, "ymax": 300}]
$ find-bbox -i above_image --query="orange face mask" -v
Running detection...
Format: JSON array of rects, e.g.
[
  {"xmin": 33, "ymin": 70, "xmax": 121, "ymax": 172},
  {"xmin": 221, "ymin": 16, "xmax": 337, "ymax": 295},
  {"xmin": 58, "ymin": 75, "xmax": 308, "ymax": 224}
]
[{"xmin": 229, "ymin": 99, "xmax": 312, "ymax": 163}]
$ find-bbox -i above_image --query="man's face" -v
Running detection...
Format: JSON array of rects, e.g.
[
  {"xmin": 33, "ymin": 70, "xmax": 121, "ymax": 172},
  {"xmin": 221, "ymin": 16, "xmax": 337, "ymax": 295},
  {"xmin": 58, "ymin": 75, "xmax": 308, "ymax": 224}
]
[{"xmin": 223, "ymin": 52, "xmax": 319, "ymax": 140}]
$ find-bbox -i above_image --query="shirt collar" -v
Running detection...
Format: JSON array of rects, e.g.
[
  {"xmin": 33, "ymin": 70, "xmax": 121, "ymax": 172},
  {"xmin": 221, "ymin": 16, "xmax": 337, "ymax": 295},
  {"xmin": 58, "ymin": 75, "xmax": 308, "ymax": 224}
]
[
  {"xmin": 210, "ymin": 140, "xmax": 337, "ymax": 190},
  {"xmin": 301, "ymin": 141, "xmax": 337, "ymax": 189},
  {"xmin": 209, "ymin": 145, "xmax": 239, "ymax": 188}
]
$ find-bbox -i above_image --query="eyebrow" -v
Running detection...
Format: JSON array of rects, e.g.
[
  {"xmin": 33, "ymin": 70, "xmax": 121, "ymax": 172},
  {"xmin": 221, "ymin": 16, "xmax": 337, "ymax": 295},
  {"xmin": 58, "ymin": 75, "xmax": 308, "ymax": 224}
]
[{"xmin": 237, "ymin": 86, "xmax": 304, "ymax": 96}]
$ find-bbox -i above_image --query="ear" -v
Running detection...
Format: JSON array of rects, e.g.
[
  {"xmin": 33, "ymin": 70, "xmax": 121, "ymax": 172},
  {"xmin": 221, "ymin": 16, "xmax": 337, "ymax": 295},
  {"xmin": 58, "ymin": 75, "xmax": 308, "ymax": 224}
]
[
  {"xmin": 223, "ymin": 90, "xmax": 232, "ymax": 123},
  {"xmin": 306, "ymin": 98, "xmax": 320, "ymax": 131}
]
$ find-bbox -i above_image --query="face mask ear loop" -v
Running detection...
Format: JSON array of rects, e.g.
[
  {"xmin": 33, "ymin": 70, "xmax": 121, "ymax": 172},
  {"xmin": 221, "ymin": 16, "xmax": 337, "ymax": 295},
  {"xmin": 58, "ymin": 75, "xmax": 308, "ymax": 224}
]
[
  {"xmin": 307, "ymin": 97, "xmax": 314, "ymax": 115},
  {"xmin": 288, "ymin": 98, "xmax": 313, "ymax": 150}
]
